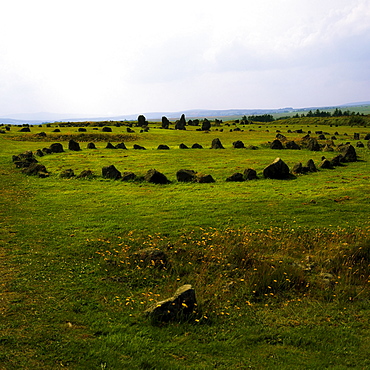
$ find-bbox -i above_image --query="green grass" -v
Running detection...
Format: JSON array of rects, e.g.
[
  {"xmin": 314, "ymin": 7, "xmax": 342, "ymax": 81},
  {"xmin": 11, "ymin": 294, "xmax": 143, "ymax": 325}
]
[{"xmin": 1, "ymin": 119, "xmax": 370, "ymax": 369}]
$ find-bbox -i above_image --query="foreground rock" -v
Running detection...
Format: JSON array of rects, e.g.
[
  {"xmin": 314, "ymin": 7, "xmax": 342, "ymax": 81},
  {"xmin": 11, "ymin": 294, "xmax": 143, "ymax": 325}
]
[
  {"xmin": 145, "ymin": 284, "xmax": 197, "ymax": 323},
  {"xmin": 263, "ymin": 158, "xmax": 290, "ymax": 179}
]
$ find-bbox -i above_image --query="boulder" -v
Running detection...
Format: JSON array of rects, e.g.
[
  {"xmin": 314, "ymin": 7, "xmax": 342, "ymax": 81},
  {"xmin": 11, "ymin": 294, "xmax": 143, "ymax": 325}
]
[
  {"xmin": 19, "ymin": 127, "xmax": 31, "ymax": 132},
  {"xmin": 126, "ymin": 127, "xmax": 135, "ymax": 133},
  {"xmin": 226, "ymin": 172, "xmax": 244, "ymax": 182},
  {"xmin": 22, "ymin": 163, "xmax": 49, "ymax": 177},
  {"xmin": 179, "ymin": 143, "xmax": 189, "ymax": 149},
  {"xmin": 60, "ymin": 169, "xmax": 75, "ymax": 178},
  {"xmin": 176, "ymin": 169, "xmax": 196, "ymax": 182},
  {"xmin": 106, "ymin": 142, "xmax": 116, "ymax": 149},
  {"xmin": 244, "ymin": 168, "xmax": 258, "ymax": 180},
  {"xmin": 52, "ymin": 128, "xmax": 61, "ymax": 132},
  {"xmin": 354, "ymin": 133, "xmax": 360, "ymax": 140},
  {"xmin": 133, "ymin": 144, "xmax": 146, "ymax": 150},
  {"xmin": 292, "ymin": 162, "xmax": 303, "ymax": 174},
  {"xmin": 232, "ymin": 140, "xmax": 245, "ymax": 148},
  {"xmin": 77, "ymin": 170, "xmax": 94, "ymax": 178},
  {"xmin": 35, "ymin": 149, "xmax": 44, "ymax": 157},
  {"xmin": 145, "ymin": 284, "xmax": 197, "ymax": 323},
  {"xmin": 201, "ymin": 119, "xmax": 211, "ymax": 131},
  {"xmin": 330, "ymin": 154, "xmax": 344, "ymax": 167},
  {"xmin": 305, "ymin": 159, "xmax": 317, "ymax": 173},
  {"xmin": 87, "ymin": 142, "xmax": 97, "ymax": 149},
  {"xmin": 144, "ymin": 169, "xmax": 170, "ymax": 184},
  {"xmin": 364, "ymin": 133, "xmax": 370, "ymax": 140},
  {"xmin": 276, "ymin": 133, "xmax": 287, "ymax": 141},
  {"xmin": 322, "ymin": 144, "xmax": 334, "ymax": 152},
  {"xmin": 13, "ymin": 151, "xmax": 38, "ymax": 168},
  {"xmin": 263, "ymin": 158, "xmax": 290, "ymax": 179},
  {"xmin": 175, "ymin": 114, "xmax": 186, "ymax": 130},
  {"xmin": 42, "ymin": 148, "xmax": 52, "ymax": 154},
  {"xmin": 192, "ymin": 143, "xmax": 203, "ymax": 149},
  {"xmin": 338, "ymin": 144, "xmax": 357, "ymax": 162},
  {"xmin": 195, "ymin": 174, "xmax": 215, "ymax": 183},
  {"xmin": 78, "ymin": 127, "xmax": 86, "ymax": 132},
  {"xmin": 270, "ymin": 139, "xmax": 284, "ymax": 149},
  {"xmin": 115, "ymin": 142, "xmax": 127, "ymax": 149},
  {"xmin": 102, "ymin": 126, "xmax": 112, "ymax": 132},
  {"xmin": 318, "ymin": 134, "xmax": 326, "ymax": 140},
  {"xmin": 157, "ymin": 144, "xmax": 170, "ymax": 150},
  {"xmin": 307, "ymin": 138, "xmax": 321, "ymax": 151},
  {"xmin": 68, "ymin": 139, "xmax": 81, "ymax": 151},
  {"xmin": 102, "ymin": 165, "xmax": 121, "ymax": 180},
  {"xmin": 161, "ymin": 116, "xmax": 170, "ymax": 129},
  {"xmin": 319, "ymin": 159, "xmax": 333, "ymax": 169},
  {"xmin": 121, "ymin": 171, "xmax": 137, "ymax": 181},
  {"xmin": 356, "ymin": 141, "xmax": 364, "ymax": 148},
  {"xmin": 49, "ymin": 143, "xmax": 64, "ymax": 153},
  {"xmin": 285, "ymin": 141, "xmax": 300, "ymax": 150},
  {"xmin": 210, "ymin": 138, "xmax": 224, "ymax": 149}
]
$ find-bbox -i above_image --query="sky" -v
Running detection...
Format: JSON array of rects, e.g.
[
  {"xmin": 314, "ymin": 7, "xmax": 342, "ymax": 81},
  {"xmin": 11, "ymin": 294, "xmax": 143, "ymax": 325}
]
[{"xmin": 1, "ymin": 0, "xmax": 370, "ymax": 118}]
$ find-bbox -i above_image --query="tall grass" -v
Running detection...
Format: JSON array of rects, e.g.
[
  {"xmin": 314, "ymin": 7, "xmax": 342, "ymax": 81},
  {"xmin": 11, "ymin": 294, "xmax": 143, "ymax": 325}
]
[{"xmin": 1, "ymin": 119, "xmax": 370, "ymax": 368}]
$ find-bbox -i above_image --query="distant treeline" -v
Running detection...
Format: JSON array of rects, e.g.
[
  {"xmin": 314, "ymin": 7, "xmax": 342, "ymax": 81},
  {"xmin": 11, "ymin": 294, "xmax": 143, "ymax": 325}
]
[{"xmin": 243, "ymin": 108, "xmax": 365, "ymax": 123}]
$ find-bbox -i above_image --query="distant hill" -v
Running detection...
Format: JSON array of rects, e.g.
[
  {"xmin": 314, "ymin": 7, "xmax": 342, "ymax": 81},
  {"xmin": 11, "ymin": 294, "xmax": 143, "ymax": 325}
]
[{"xmin": 1, "ymin": 101, "xmax": 370, "ymax": 125}]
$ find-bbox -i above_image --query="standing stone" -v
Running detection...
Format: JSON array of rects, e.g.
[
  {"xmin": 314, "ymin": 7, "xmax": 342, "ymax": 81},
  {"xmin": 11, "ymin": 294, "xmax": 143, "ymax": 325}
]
[
  {"xmin": 87, "ymin": 142, "xmax": 97, "ymax": 149},
  {"xmin": 49, "ymin": 143, "xmax": 64, "ymax": 153},
  {"xmin": 192, "ymin": 143, "xmax": 203, "ymax": 149},
  {"xmin": 226, "ymin": 173, "xmax": 244, "ymax": 182},
  {"xmin": 338, "ymin": 144, "xmax": 357, "ymax": 162},
  {"xmin": 68, "ymin": 139, "xmax": 81, "ymax": 151},
  {"xmin": 305, "ymin": 159, "xmax": 317, "ymax": 172},
  {"xmin": 115, "ymin": 142, "xmax": 127, "ymax": 149},
  {"xmin": 270, "ymin": 139, "xmax": 284, "ymax": 149},
  {"xmin": 196, "ymin": 174, "xmax": 215, "ymax": 183},
  {"xmin": 201, "ymin": 119, "xmax": 211, "ymax": 131},
  {"xmin": 60, "ymin": 169, "xmax": 75, "ymax": 178},
  {"xmin": 161, "ymin": 116, "xmax": 170, "ymax": 129},
  {"xmin": 145, "ymin": 284, "xmax": 197, "ymax": 323},
  {"xmin": 210, "ymin": 138, "xmax": 224, "ymax": 149},
  {"xmin": 307, "ymin": 138, "xmax": 321, "ymax": 151},
  {"xmin": 176, "ymin": 169, "xmax": 196, "ymax": 182},
  {"xmin": 263, "ymin": 158, "xmax": 290, "ymax": 179},
  {"xmin": 233, "ymin": 140, "xmax": 245, "ymax": 148},
  {"xmin": 102, "ymin": 165, "xmax": 121, "ymax": 180},
  {"xmin": 144, "ymin": 169, "xmax": 170, "ymax": 184},
  {"xmin": 175, "ymin": 114, "xmax": 186, "ymax": 130},
  {"xmin": 292, "ymin": 162, "xmax": 303, "ymax": 174},
  {"xmin": 244, "ymin": 168, "xmax": 258, "ymax": 180},
  {"xmin": 285, "ymin": 141, "xmax": 300, "ymax": 150}
]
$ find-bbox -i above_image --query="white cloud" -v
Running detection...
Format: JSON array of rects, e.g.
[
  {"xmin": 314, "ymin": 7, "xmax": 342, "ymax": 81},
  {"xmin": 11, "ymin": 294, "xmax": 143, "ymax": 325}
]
[{"xmin": 0, "ymin": 0, "xmax": 369, "ymax": 116}]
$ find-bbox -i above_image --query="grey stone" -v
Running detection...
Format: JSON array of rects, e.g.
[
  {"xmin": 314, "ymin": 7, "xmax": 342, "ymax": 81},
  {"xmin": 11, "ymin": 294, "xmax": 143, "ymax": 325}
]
[
  {"xmin": 263, "ymin": 158, "xmax": 290, "ymax": 179},
  {"xmin": 145, "ymin": 284, "xmax": 197, "ymax": 323}
]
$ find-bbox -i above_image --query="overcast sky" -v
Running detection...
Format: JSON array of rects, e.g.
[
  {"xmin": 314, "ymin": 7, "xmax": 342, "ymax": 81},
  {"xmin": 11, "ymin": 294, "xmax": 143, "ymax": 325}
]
[{"xmin": 1, "ymin": 0, "xmax": 369, "ymax": 117}]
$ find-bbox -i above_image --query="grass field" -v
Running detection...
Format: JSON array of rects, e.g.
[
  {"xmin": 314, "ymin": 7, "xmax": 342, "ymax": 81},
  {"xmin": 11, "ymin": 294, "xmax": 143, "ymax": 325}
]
[{"xmin": 1, "ymin": 118, "xmax": 370, "ymax": 369}]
